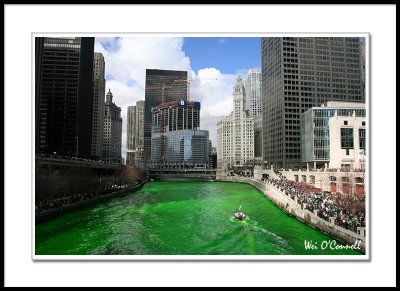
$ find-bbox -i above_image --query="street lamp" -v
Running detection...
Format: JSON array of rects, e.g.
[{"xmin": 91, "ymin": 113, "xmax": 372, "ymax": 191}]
[{"xmin": 99, "ymin": 178, "xmax": 102, "ymax": 191}]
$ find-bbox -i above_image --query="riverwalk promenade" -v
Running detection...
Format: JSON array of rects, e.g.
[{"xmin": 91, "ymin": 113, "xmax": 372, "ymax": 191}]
[{"xmin": 217, "ymin": 175, "xmax": 366, "ymax": 254}]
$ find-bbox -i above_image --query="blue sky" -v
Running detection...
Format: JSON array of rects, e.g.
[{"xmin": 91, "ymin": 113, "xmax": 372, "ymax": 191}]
[{"xmin": 183, "ymin": 37, "xmax": 261, "ymax": 74}]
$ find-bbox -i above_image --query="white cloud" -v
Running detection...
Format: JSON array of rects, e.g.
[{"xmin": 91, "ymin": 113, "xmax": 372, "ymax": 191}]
[
  {"xmin": 217, "ymin": 38, "xmax": 226, "ymax": 44},
  {"xmin": 191, "ymin": 68, "xmax": 236, "ymax": 117},
  {"xmin": 95, "ymin": 37, "xmax": 238, "ymax": 159}
]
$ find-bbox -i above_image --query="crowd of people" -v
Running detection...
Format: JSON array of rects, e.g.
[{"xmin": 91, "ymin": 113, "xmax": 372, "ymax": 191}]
[
  {"xmin": 265, "ymin": 172, "xmax": 366, "ymax": 233},
  {"xmin": 35, "ymin": 181, "xmax": 143, "ymax": 214},
  {"xmin": 36, "ymin": 153, "xmax": 118, "ymax": 164}
]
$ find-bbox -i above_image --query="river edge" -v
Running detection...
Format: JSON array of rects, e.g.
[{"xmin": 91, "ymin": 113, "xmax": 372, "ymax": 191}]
[
  {"xmin": 216, "ymin": 177, "xmax": 366, "ymax": 255},
  {"xmin": 35, "ymin": 179, "xmax": 365, "ymax": 255},
  {"xmin": 35, "ymin": 180, "xmax": 147, "ymax": 225}
]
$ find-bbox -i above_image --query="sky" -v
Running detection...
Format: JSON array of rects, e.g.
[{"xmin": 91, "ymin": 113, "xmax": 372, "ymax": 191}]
[{"xmin": 94, "ymin": 37, "xmax": 261, "ymax": 160}]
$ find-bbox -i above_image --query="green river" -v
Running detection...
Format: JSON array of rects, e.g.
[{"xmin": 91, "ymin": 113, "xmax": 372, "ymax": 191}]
[{"xmin": 35, "ymin": 181, "xmax": 362, "ymax": 255}]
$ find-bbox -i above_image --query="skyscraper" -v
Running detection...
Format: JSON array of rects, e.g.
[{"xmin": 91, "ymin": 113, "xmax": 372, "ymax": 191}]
[
  {"xmin": 35, "ymin": 37, "xmax": 45, "ymax": 154},
  {"xmin": 261, "ymin": 37, "xmax": 365, "ymax": 169},
  {"xmin": 126, "ymin": 100, "xmax": 145, "ymax": 167},
  {"xmin": 103, "ymin": 89, "xmax": 122, "ymax": 164},
  {"xmin": 126, "ymin": 105, "xmax": 136, "ymax": 166},
  {"xmin": 91, "ymin": 52, "xmax": 105, "ymax": 160},
  {"xmin": 150, "ymin": 99, "xmax": 209, "ymax": 167},
  {"xmin": 144, "ymin": 69, "xmax": 187, "ymax": 162},
  {"xmin": 134, "ymin": 100, "xmax": 145, "ymax": 165},
  {"xmin": 253, "ymin": 116, "xmax": 263, "ymax": 164},
  {"xmin": 244, "ymin": 68, "xmax": 262, "ymax": 118},
  {"xmin": 217, "ymin": 76, "xmax": 254, "ymax": 169},
  {"xmin": 360, "ymin": 39, "xmax": 366, "ymax": 99},
  {"xmin": 35, "ymin": 37, "xmax": 95, "ymax": 158}
]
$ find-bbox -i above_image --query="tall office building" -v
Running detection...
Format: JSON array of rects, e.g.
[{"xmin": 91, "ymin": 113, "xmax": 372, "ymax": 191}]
[
  {"xmin": 150, "ymin": 100, "xmax": 208, "ymax": 167},
  {"xmin": 360, "ymin": 39, "xmax": 366, "ymax": 99},
  {"xmin": 126, "ymin": 105, "xmax": 136, "ymax": 166},
  {"xmin": 144, "ymin": 69, "xmax": 188, "ymax": 162},
  {"xmin": 254, "ymin": 116, "xmax": 263, "ymax": 164},
  {"xmin": 261, "ymin": 37, "xmax": 365, "ymax": 169},
  {"xmin": 35, "ymin": 37, "xmax": 95, "ymax": 157},
  {"xmin": 126, "ymin": 100, "xmax": 145, "ymax": 166},
  {"xmin": 91, "ymin": 52, "xmax": 105, "ymax": 160},
  {"xmin": 103, "ymin": 89, "xmax": 122, "ymax": 164},
  {"xmin": 244, "ymin": 68, "xmax": 262, "ymax": 118},
  {"xmin": 217, "ymin": 76, "xmax": 254, "ymax": 168},
  {"xmin": 134, "ymin": 100, "xmax": 145, "ymax": 165},
  {"xmin": 35, "ymin": 37, "xmax": 44, "ymax": 154}
]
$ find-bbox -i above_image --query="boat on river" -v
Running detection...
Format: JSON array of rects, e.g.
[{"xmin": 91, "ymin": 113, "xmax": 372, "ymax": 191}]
[{"xmin": 234, "ymin": 211, "xmax": 246, "ymax": 221}]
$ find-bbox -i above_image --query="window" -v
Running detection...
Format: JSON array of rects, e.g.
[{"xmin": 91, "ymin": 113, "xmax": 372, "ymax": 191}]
[
  {"xmin": 362, "ymin": 121, "xmax": 366, "ymax": 126},
  {"xmin": 344, "ymin": 121, "xmax": 348, "ymax": 125},
  {"xmin": 341, "ymin": 128, "xmax": 354, "ymax": 149},
  {"xmin": 359, "ymin": 128, "xmax": 366, "ymax": 150}
]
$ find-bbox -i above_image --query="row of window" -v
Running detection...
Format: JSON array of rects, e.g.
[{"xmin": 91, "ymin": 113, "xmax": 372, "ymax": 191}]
[{"xmin": 341, "ymin": 128, "xmax": 366, "ymax": 150}]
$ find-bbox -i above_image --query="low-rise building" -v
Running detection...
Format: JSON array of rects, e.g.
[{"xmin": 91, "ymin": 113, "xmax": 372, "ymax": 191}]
[{"xmin": 300, "ymin": 101, "xmax": 366, "ymax": 170}]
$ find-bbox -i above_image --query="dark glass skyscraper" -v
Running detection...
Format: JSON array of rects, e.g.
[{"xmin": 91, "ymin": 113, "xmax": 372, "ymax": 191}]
[
  {"xmin": 91, "ymin": 52, "xmax": 106, "ymax": 160},
  {"xmin": 35, "ymin": 37, "xmax": 95, "ymax": 158},
  {"xmin": 261, "ymin": 37, "xmax": 365, "ymax": 169},
  {"xmin": 144, "ymin": 69, "xmax": 187, "ymax": 161}
]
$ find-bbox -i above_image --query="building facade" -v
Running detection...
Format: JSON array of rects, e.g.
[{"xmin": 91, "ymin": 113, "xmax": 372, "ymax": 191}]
[
  {"xmin": 217, "ymin": 113, "xmax": 234, "ymax": 168},
  {"xmin": 103, "ymin": 89, "xmax": 122, "ymax": 164},
  {"xmin": 150, "ymin": 100, "xmax": 208, "ymax": 167},
  {"xmin": 91, "ymin": 52, "xmax": 105, "ymax": 160},
  {"xmin": 144, "ymin": 69, "xmax": 188, "ymax": 162},
  {"xmin": 328, "ymin": 113, "xmax": 366, "ymax": 170},
  {"xmin": 126, "ymin": 105, "xmax": 136, "ymax": 166},
  {"xmin": 209, "ymin": 146, "xmax": 217, "ymax": 169},
  {"xmin": 134, "ymin": 100, "xmax": 145, "ymax": 165},
  {"xmin": 35, "ymin": 37, "xmax": 95, "ymax": 158},
  {"xmin": 300, "ymin": 101, "xmax": 366, "ymax": 169},
  {"xmin": 151, "ymin": 100, "xmax": 200, "ymax": 132},
  {"xmin": 360, "ymin": 39, "xmax": 366, "ymax": 99},
  {"xmin": 217, "ymin": 76, "xmax": 254, "ymax": 169},
  {"xmin": 127, "ymin": 100, "xmax": 145, "ymax": 167},
  {"xmin": 254, "ymin": 116, "xmax": 263, "ymax": 165},
  {"xmin": 262, "ymin": 37, "xmax": 365, "ymax": 169},
  {"xmin": 151, "ymin": 129, "xmax": 209, "ymax": 167},
  {"xmin": 244, "ymin": 68, "xmax": 262, "ymax": 118},
  {"xmin": 35, "ymin": 37, "xmax": 44, "ymax": 155}
]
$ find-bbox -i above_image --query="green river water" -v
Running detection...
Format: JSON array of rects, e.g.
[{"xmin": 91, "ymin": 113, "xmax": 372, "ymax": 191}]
[{"xmin": 35, "ymin": 181, "xmax": 362, "ymax": 255}]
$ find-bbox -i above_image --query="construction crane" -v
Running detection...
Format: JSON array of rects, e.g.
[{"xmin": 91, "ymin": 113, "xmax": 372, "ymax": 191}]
[{"xmin": 174, "ymin": 78, "xmax": 218, "ymax": 101}]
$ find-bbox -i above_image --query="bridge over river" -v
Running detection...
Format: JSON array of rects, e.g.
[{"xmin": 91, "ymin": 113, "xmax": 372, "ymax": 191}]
[{"xmin": 148, "ymin": 168, "xmax": 216, "ymax": 180}]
